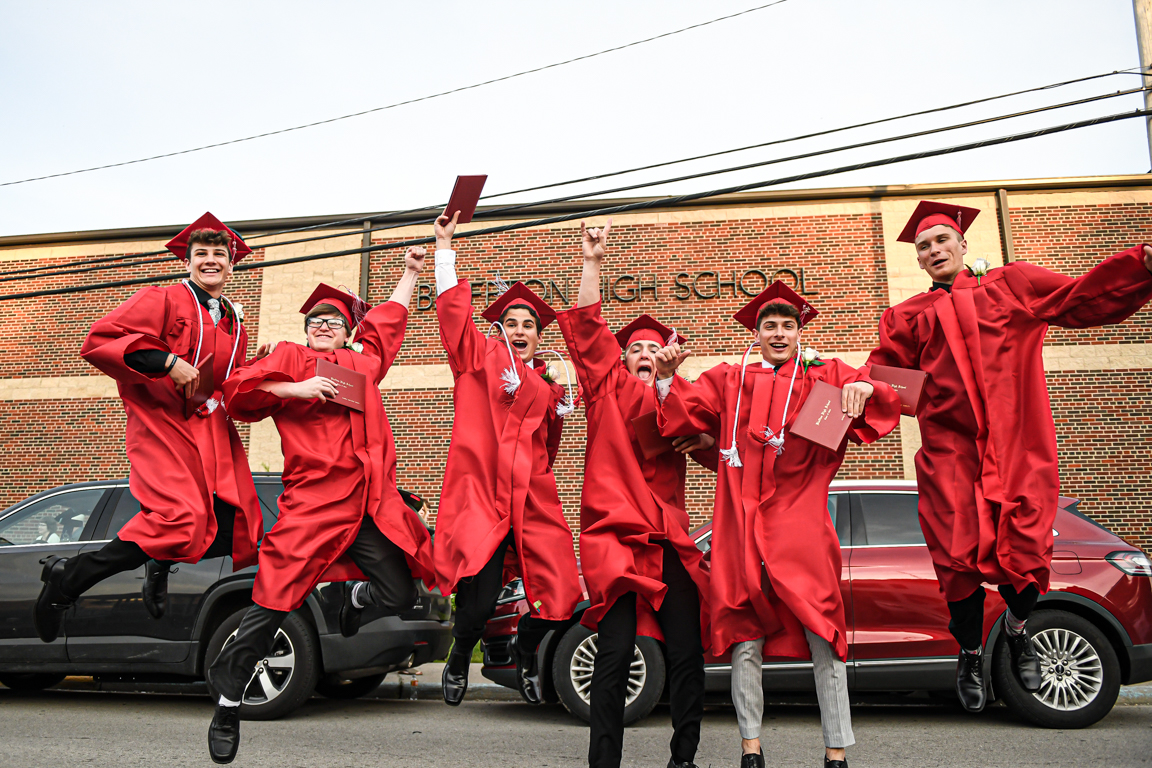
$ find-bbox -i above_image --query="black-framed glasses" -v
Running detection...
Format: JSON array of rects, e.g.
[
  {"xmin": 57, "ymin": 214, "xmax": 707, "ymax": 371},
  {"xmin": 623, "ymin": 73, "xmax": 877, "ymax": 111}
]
[{"xmin": 306, "ymin": 317, "xmax": 347, "ymax": 330}]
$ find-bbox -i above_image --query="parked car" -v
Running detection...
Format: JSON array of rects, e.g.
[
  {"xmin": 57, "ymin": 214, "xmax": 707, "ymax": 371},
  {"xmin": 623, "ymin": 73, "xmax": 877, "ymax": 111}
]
[
  {"xmin": 481, "ymin": 480, "xmax": 1152, "ymax": 729},
  {"xmin": 0, "ymin": 473, "xmax": 452, "ymax": 719}
]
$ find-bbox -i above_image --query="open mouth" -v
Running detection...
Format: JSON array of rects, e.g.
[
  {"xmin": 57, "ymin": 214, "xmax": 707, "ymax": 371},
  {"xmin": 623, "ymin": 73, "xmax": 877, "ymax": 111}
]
[
  {"xmin": 931, "ymin": 257, "xmax": 948, "ymax": 269},
  {"xmin": 636, "ymin": 362, "xmax": 653, "ymax": 381},
  {"xmin": 511, "ymin": 340, "xmax": 528, "ymax": 351},
  {"xmin": 768, "ymin": 343, "xmax": 788, "ymax": 351}
]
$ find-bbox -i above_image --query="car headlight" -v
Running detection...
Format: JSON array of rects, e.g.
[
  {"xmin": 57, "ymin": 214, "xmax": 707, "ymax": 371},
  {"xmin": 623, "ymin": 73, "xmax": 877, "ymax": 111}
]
[
  {"xmin": 496, "ymin": 578, "xmax": 526, "ymax": 605},
  {"xmin": 1105, "ymin": 551, "xmax": 1152, "ymax": 576}
]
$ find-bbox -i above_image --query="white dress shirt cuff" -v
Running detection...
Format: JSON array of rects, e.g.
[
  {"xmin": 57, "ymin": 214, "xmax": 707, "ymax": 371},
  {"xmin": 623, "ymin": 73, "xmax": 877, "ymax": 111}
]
[
  {"xmin": 655, "ymin": 376, "xmax": 673, "ymax": 403},
  {"xmin": 435, "ymin": 249, "xmax": 458, "ymax": 296}
]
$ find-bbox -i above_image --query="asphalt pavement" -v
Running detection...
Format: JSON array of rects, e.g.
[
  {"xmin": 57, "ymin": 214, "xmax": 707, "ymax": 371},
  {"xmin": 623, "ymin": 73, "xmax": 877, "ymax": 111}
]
[{"xmin": 3, "ymin": 682, "xmax": 1151, "ymax": 768}]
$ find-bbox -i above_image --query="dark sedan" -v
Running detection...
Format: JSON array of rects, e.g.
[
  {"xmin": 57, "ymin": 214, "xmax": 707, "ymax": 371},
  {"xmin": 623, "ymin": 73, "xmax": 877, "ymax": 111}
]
[
  {"xmin": 0, "ymin": 473, "xmax": 452, "ymax": 719},
  {"xmin": 481, "ymin": 480, "xmax": 1152, "ymax": 729}
]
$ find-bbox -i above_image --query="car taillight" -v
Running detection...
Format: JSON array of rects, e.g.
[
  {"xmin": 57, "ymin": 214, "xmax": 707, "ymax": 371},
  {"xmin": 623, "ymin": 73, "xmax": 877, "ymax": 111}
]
[{"xmin": 1105, "ymin": 551, "xmax": 1152, "ymax": 576}]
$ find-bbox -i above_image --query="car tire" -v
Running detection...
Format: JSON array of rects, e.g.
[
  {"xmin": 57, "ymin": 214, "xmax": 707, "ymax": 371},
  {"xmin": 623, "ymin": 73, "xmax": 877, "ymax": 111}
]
[
  {"xmin": 994, "ymin": 608, "xmax": 1121, "ymax": 729},
  {"xmin": 551, "ymin": 623, "xmax": 665, "ymax": 726},
  {"xmin": 204, "ymin": 608, "xmax": 321, "ymax": 721},
  {"xmin": 315, "ymin": 672, "xmax": 387, "ymax": 700},
  {"xmin": 0, "ymin": 673, "xmax": 66, "ymax": 691}
]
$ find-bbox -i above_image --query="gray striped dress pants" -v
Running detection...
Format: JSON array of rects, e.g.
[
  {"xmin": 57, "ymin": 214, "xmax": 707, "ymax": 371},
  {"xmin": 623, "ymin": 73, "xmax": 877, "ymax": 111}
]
[{"xmin": 730, "ymin": 629, "xmax": 855, "ymax": 748}]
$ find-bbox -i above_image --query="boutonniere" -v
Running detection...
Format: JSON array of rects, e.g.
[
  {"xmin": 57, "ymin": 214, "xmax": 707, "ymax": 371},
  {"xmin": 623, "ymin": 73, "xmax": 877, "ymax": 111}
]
[
  {"xmin": 801, "ymin": 346, "xmax": 826, "ymax": 372},
  {"xmin": 539, "ymin": 363, "xmax": 559, "ymax": 384},
  {"xmin": 232, "ymin": 302, "xmax": 245, "ymax": 322},
  {"xmin": 967, "ymin": 258, "xmax": 990, "ymax": 285},
  {"xmin": 347, "ymin": 341, "xmax": 364, "ymax": 353}
]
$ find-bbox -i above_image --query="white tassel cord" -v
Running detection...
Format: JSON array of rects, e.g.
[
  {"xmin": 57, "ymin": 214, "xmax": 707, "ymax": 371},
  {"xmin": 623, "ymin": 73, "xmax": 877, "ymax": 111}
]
[
  {"xmin": 720, "ymin": 342, "xmax": 759, "ymax": 468},
  {"xmin": 181, "ymin": 281, "xmax": 241, "ymax": 416},
  {"xmin": 534, "ymin": 349, "xmax": 577, "ymax": 417},
  {"xmin": 762, "ymin": 351, "xmax": 801, "ymax": 457},
  {"xmin": 488, "ymin": 322, "xmax": 522, "ymax": 396}
]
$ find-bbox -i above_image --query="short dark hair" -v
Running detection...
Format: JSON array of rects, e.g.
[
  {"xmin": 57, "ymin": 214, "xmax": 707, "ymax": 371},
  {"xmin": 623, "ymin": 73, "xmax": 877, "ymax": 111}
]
[
  {"xmin": 304, "ymin": 303, "xmax": 351, "ymax": 331},
  {"xmin": 756, "ymin": 300, "xmax": 800, "ymax": 329},
  {"xmin": 500, "ymin": 303, "xmax": 542, "ymax": 331},
  {"xmin": 186, "ymin": 228, "xmax": 232, "ymax": 256}
]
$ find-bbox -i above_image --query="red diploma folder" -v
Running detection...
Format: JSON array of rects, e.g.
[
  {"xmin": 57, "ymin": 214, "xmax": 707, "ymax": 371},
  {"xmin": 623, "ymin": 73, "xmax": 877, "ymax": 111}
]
[
  {"xmin": 790, "ymin": 380, "xmax": 852, "ymax": 452},
  {"xmin": 316, "ymin": 359, "xmax": 367, "ymax": 412},
  {"xmin": 443, "ymin": 175, "xmax": 487, "ymax": 224},
  {"xmin": 868, "ymin": 364, "xmax": 928, "ymax": 416},
  {"xmin": 184, "ymin": 353, "xmax": 214, "ymax": 419},
  {"xmin": 631, "ymin": 410, "xmax": 676, "ymax": 460}
]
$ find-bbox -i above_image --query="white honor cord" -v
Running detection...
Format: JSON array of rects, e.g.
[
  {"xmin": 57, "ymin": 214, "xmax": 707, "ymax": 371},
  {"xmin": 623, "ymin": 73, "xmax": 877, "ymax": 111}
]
[
  {"xmin": 182, "ymin": 280, "xmax": 205, "ymax": 367},
  {"xmin": 719, "ymin": 342, "xmax": 758, "ymax": 468},
  {"xmin": 763, "ymin": 351, "xmax": 801, "ymax": 456},
  {"xmin": 182, "ymin": 279, "xmax": 242, "ymax": 379},
  {"xmin": 533, "ymin": 349, "xmax": 576, "ymax": 416},
  {"xmin": 488, "ymin": 322, "xmax": 522, "ymax": 395}
]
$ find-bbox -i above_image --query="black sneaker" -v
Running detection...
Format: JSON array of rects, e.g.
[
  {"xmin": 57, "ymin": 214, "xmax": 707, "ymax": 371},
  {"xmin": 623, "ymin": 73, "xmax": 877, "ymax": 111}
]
[{"xmin": 33, "ymin": 556, "xmax": 75, "ymax": 643}]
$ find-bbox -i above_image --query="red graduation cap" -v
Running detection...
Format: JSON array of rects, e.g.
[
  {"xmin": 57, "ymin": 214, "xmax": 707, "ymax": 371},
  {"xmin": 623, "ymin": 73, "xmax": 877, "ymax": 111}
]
[
  {"xmin": 733, "ymin": 280, "xmax": 818, "ymax": 331},
  {"xmin": 481, "ymin": 282, "xmax": 557, "ymax": 330},
  {"xmin": 897, "ymin": 200, "xmax": 981, "ymax": 244},
  {"xmin": 614, "ymin": 314, "xmax": 684, "ymax": 350},
  {"xmin": 299, "ymin": 283, "xmax": 373, "ymax": 329},
  {"xmin": 166, "ymin": 212, "xmax": 252, "ymax": 264}
]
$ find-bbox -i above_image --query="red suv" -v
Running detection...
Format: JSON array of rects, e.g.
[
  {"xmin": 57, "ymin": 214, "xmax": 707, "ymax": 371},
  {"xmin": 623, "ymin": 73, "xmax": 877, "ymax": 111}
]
[{"xmin": 481, "ymin": 480, "xmax": 1152, "ymax": 729}]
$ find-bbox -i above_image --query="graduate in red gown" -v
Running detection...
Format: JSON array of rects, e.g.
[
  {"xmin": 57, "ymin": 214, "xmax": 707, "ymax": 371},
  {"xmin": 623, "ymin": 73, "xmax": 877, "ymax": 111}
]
[
  {"xmin": 205, "ymin": 258, "xmax": 437, "ymax": 764},
  {"xmin": 556, "ymin": 220, "xmax": 716, "ymax": 768},
  {"xmin": 431, "ymin": 211, "xmax": 582, "ymax": 706},
  {"xmin": 35, "ymin": 213, "xmax": 266, "ymax": 645},
  {"xmin": 866, "ymin": 200, "xmax": 1152, "ymax": 712},
  {"xmin": 654, "ymin": 283, "xmax": 900, "ymax": 768}
]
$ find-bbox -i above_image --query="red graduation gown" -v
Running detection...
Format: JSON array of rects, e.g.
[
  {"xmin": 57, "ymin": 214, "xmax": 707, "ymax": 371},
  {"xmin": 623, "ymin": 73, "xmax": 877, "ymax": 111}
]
[
  {"xmin": 80, "ymin": 284, "xmax": 263, "ymax": 569},
  {"xmin": 222, "ymin": 301, "xmax": 437, "ymax": 612},
  {"xmin": 867, "ymin": 247, "xmax": 1152, "ymax": 602},
  {"xmin": 433, "ymin": 282, "xmax": 581, "ymax": 622},
  {"xmin": 657, "ymin": 357, "xmax": 900, "ymax": 660},
  {"xmin": 556, "ymin": 301, "xmax": 714, "ymax": 646}
]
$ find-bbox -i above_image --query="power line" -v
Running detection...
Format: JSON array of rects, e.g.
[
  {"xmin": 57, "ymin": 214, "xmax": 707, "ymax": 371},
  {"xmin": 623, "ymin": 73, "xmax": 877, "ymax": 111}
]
[
  {"xmin": 2, "ymin": 84, "xmax": 1143, "ymax": 286},
  {"xmin": 2, "ymin": 65, "xmax": 1143, "ymax": 279},
  {"xmin": 2, "ymin": 107, "xmax": 1145, "ymax": 303},
  {"xmin": 0, "ymin": 0, "xmax": 792, "ymax": 189}
]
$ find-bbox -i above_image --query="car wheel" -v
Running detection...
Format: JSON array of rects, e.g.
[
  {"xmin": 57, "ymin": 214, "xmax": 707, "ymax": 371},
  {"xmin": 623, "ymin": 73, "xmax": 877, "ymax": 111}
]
[
  {"xmin": 204, "ymin": 608, "xmax": 321, "ymax": 721},
  {"xmin": 551, "ymin": 623, "xmax": 665, "ymax": 726},
  {"xmin": 315, "ymin": 672, "xmax": 387, "ymax": 699},
  {"xmin": 0, "ymin": 673, "xmax": 66, "ymax": 691},
  {"xmin": 994, "ymin": 609, "xmax": 1121, "ymax": 729}
]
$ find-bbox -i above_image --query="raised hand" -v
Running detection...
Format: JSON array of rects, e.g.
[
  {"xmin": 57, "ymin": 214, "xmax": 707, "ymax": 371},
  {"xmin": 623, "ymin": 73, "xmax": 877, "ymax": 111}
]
[
  {"xmin": 406, "ymin": 246, "xmax": 428, "ymax": 274},
  {"xmin": 168, "ymin": 357, "xmax": 200, "ymax": 398},
  {"xmin": 292, "ymin": 376, "xmax": 339, "ymax": 403},
  {"xmin": 654, "ymin": 342, "xmax": 692, "ymax": 380},
  {"xmin": 841, "ymin": 381, "xmax": 874, "ymax": 418},
  {"xmin": 581, "ymin": 219, "xmax": 612, "ymax": 263},
  {"xmin": 435, "ymin": 211, "xmax": 461, "ymax": 250}
]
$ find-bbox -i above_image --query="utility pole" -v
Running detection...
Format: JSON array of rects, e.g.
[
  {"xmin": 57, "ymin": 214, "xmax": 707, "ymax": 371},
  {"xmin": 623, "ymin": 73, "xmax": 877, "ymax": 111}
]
[{"xmin": 1134, "ymin": 0, "xmax": 1152, "ymax": 167}]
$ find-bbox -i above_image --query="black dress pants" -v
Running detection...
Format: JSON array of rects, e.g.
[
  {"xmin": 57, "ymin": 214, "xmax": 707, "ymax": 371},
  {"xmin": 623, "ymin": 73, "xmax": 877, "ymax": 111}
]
[
  {"xmin": 60, "ymin": 496, "xmax": 236, "ymax": 598},
  {"xmin": 588, "ymin": 543, "xmax": 705, "ymax": 768},
  {"xmin": 209, "ymin": 516, "xmax": 416, "ymax": 702},
  {"xmin": 452, "ymin": 531, "xmax": 563, "ymax": 656},
  {"xmin": 947, "ymin": 583, "xmax": 1041, "ymax": 651}
]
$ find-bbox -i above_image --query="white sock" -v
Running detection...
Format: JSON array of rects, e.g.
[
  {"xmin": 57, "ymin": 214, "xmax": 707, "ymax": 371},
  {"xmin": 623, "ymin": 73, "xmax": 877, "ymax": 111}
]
[
  {"xmin": 218, "ymin": 694, "xmax": 241, "ymax": 708},
  {"xmin": 351, "ymin": 582, "xmax": 368, "ymax": 609},
  {"xmin": 1004, "ymin": 609, "xmax": 1026, "ymax": 636}
]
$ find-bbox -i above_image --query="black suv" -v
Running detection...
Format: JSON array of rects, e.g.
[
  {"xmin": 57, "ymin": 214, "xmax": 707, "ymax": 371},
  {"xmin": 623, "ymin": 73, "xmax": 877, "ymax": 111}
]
[{"xmin": 0, "ymin": 473, "xmax": 452, "ymax": 719}]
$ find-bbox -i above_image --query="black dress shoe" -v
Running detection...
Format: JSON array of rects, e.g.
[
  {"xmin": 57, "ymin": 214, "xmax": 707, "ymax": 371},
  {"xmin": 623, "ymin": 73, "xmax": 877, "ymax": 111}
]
[
  {"xmin": 739, "ymin": 750, "xmax": 764, "ymax": 768},
  {"xmin": 510, "ymin": 635, "xmax": 542, "ymax": 705},
  {"xmin": 142, "ymin": 560, "xmax": 173, "ymax": 619},
  {"xmin": 1005, "ymin": 623, "xmax": 1043, "ymax": 692},
  {"xmin": 824, "ymin": 758, "xmax": 848, "ymax": 768},
  {"xmin": 442, "ymin": 645, "xmax": 471, "ymax": 706},
  {"xmin": 340, "ymin": 582, "xmax": 365, "ymax": 638},
  {"xmin": 667, "ymin": 760, "xmax": 700, "ymax": 768},
  {"xmin": 955, "ymin": 649, "xmax": 986, "ymax": 713},
  {"xmin": 208, "ymin": 703, "xmax": 241, "ymax": 764},
  {"xmin": 33, "ymin": 556, "xmax": 75, "ymax": 643}
]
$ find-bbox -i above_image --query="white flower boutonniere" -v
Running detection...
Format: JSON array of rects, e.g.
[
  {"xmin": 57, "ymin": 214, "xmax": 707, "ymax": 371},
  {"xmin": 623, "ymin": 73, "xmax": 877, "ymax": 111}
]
[
  {"xmin": 348, "ymin": 341, "xmax": 364, "ymax": 354},
  {"xmin": 540, "ymin": 364, "xmax": 559, "ymax": 384},
  {"xmin": 801, "ymin": 346, "xmax": 826, "ymax": 372},
  {"xmin": 968, "ymin": 258, "xmax": 990, "ymax": 285},
  {"xmin": 232, "ymin": 302, "xmax": 245, "ymax": 322}
]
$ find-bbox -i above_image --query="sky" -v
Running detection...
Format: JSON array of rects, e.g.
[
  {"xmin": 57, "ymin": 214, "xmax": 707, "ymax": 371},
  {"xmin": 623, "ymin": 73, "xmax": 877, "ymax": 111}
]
[{"xmin": 0, "ymin": 0, "xmax": 1148, "ymax": 237}]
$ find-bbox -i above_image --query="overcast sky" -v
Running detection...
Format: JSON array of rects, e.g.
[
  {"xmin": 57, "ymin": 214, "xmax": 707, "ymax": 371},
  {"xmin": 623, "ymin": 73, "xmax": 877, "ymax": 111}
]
[{"xmin": 1, "ymin": 0, "xmax": 1148, "ymax": 237}]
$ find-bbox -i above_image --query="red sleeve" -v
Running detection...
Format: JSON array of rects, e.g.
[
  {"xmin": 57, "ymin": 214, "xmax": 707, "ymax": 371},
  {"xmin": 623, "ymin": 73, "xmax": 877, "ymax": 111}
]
[
  {"xmin": 866, "ymin": 305, "xmax": 921, "ymax": 371},
  {"xmin": 655, "ymin": 365, "xmax": 726, "ymax": 438},
  {"xmin": 222, "ymin": 342, "xmax": 303, "ymax": 422},
  {"xmin": 435, "ymin": 282, "xmax": 489, "ymax": 377},
  {"xmin": 556, "ymin": 300, "xmax": 636, "ymax": 405},
  {"xmin": 689, "ymin": 441, "xmax": 720, "ymax": 472},
  {"xmin": 354, "ymin": 301, "xmax": 409, "ymax": 383},
  {"xmin": 545, "ymin": 405, "xmax": 564, "ymax": 469},
  {"xmin": 821, "ymin": 358, "xmax": 901, "ymax": 445},
  {"xmin": 80, "ymin": 287, "xmax": 178, "ymax": 384},
  {"xmin": 1002, "ymin": 247, "xmax": 1152, "ymax": 328}
]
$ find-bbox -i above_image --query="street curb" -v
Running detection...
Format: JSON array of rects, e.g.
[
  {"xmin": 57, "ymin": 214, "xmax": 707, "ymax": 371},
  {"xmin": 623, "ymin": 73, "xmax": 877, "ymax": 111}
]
[{"xmin": 1117, "ymin": 685, "xmax": 1152, "ymax": 705}]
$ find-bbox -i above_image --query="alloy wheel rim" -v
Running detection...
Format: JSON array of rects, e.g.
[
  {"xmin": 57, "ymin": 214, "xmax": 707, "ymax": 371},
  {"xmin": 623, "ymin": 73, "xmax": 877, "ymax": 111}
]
[
  {"xmin": 1030, "ymin": 627, "xmax": 1103, "ymax": 711},
  {"xmin": 222, "ymin": 627, "xmax": 296, "ymax": 706},
  {"xmin": 569, "ymin": 633, "xmax": 647, "ymax": 707}
]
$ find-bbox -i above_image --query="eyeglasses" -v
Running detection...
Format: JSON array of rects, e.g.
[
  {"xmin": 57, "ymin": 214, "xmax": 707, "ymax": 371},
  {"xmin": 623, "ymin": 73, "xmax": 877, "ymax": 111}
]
[{"xmin": 306, "ymin": 317, "xmax": 347, "ymax": 330}]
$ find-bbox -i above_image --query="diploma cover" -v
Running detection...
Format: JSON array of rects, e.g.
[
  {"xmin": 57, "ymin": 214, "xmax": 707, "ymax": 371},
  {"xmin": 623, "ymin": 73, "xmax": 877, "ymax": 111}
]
[
  {"xmin": 790, "ymin": 380, "xmax": 851, "ymax": 452},
  {"xmin": 184, "ymin": 353, "xmax": 214, "ymax": 419},
  {"xmin": 868, "ymin": 364, "xmax": 928, "ymax": 416},
  {"xmin": 631, "ymin": 410, "xmax": 676, "ymax": 460},
  {"xmin": 316, "ymin": 359, "xmax": 367, "ymax": 412},
  {"xmin": 443, "ymin": 175, "xmax": 487, "ymax": 224}
]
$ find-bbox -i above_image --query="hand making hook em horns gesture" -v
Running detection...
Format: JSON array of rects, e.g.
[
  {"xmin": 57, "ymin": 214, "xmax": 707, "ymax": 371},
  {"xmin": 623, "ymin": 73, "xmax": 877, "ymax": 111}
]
[{"xmin": 581, "ymin": 219, "xmax": 612, "ymax": 263}]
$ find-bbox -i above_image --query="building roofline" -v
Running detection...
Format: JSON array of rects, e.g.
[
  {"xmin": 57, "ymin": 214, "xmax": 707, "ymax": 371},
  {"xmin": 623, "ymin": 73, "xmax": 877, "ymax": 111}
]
[{"xmin": 2, "ymin": 173, "xmax": 1150, "ymax": 249}]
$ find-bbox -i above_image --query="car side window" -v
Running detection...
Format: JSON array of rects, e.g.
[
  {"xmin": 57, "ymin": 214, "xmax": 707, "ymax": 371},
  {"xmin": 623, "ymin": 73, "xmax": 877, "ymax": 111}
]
[
  {"xmin": 0, "ymin": 488, "xmax": 108, "ymax": 546},
  {"xmin": 104, "ymin": 489, "xmax": 142, "ymax": 539},
  {"xmin": 254, "ymin": 482, "xmax": 282, "ymax": 533},
  {"xmin": 829, "ymin": 493, "xmax": 850, "ymax": 547},
  {"xmin": 855, "ymin": 493, "xmax": 925, "ymax": 546}
]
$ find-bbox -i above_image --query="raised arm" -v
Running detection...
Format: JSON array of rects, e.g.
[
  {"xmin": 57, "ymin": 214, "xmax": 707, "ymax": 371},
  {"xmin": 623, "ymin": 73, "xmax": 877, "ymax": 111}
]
[
  {"xmin": 652, "ymin": 342, "xmax": 724, "ymax": 438},
  {"xmin": 576, "ymin": 219, "xmax": 611, "ymax": 308},
  {"xmin": 1003, "ymin": 245, "xmax": 1152, "ymax": 328},
  {"xmin": 354, "ymin": 246, "xmax": 427, "ymax": 381},
  {"xmin": 432, "ymin": 212, "xmax": 492, "ymax": 376}
]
